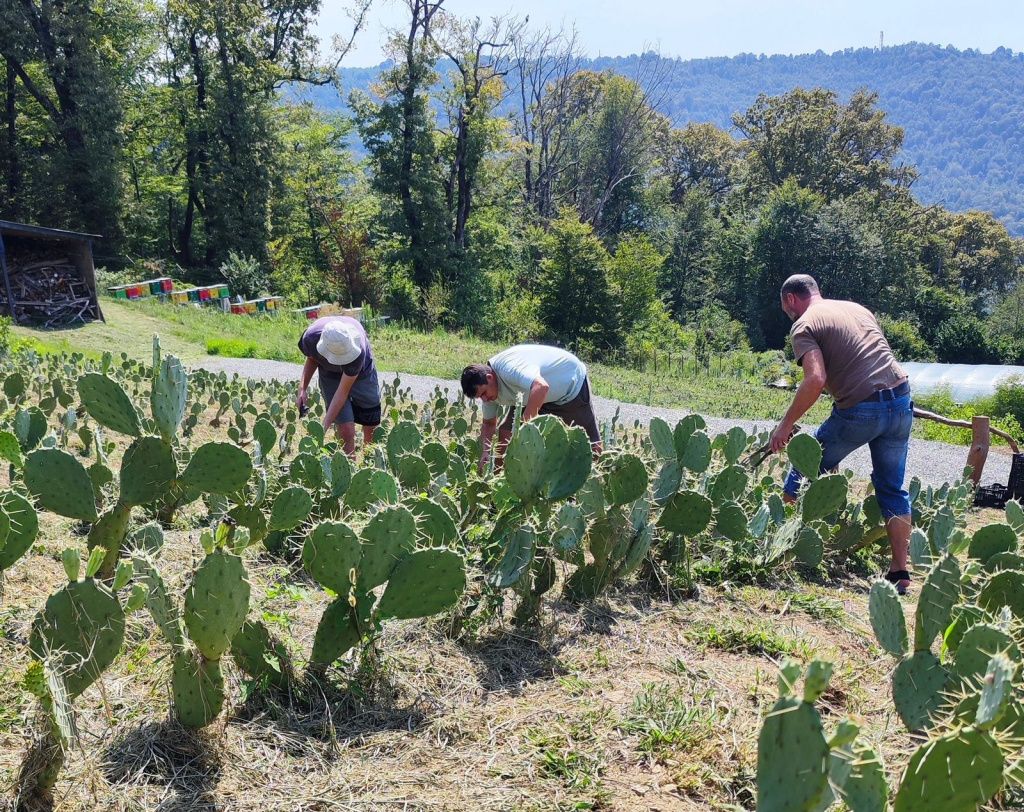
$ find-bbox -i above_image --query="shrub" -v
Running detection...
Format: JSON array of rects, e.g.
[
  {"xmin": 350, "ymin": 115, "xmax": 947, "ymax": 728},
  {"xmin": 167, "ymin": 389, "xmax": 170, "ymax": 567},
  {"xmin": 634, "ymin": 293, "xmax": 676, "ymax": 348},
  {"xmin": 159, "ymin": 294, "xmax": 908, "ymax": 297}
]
[
  {"xmin": 207, "ymin": 338, "xmax": 258, "ymax": 358},
  {"xmin": 877, "ymin": 315, "xmax": 935, "ymax": 362},
  {"xmin": 218, "ymin": 251, "xmax": 267, "ymax": 300}
]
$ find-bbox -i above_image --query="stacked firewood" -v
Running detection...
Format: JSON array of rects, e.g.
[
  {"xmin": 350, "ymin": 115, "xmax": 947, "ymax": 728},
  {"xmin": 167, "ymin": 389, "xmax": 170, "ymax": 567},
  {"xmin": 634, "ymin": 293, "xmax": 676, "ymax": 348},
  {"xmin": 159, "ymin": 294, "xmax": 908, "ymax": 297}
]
[{"xmin": 2, "ymin": 255, "xmax": 99, "ymax": 326}]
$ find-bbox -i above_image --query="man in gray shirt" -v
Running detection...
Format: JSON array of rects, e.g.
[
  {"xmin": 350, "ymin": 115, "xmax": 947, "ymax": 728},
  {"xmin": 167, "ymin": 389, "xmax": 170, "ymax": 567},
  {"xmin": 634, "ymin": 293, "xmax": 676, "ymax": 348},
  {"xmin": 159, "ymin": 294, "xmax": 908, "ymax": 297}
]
[{"xmin": 461, "ymin": 344, "xmax": 602, "ymax": 472}]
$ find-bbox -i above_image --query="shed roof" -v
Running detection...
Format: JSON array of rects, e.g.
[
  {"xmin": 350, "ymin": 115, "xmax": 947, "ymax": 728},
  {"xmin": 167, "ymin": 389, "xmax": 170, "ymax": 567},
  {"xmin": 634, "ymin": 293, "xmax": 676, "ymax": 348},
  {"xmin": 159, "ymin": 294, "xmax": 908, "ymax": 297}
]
[{"xmin": 0, "ymin": 220, "xmax": 101, "ymax": 242}]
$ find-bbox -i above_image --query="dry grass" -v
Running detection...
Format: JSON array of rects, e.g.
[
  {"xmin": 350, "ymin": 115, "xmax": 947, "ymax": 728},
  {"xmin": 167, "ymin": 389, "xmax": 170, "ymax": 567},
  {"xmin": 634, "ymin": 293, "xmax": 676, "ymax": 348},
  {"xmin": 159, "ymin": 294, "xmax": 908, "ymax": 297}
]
[{"xmin": 1, "ymin": 515, "xmax": 918, "ymax": 812}]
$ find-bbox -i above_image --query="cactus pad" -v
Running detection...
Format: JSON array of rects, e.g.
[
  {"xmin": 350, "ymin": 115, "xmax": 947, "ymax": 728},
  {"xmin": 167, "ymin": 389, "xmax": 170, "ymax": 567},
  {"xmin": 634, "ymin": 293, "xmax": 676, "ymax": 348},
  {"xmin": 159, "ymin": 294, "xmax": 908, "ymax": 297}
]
[
  {"xmin": 77, "ymin": 373, "xmax": 142, "ymax": 437},
  {"xmin": 24, "ymin": 448, "xmax": 98, "ymax": 522},
  {"xmin": 604, "ymin": 454, "xmax": 648, "ymax": 506},
  {"xmin": 183, "ymin": 549, "xmax": 251, "ymax": 661},
  {"xmin": 151, "ymin": 355, "xmax": 188, "ymax": 441},
  {"xmin": 231, "ymin": 619, "xmax": 291, "ymax": 689},
  {"xmin": 680, "ymin": 430, "xmax": 712, "ymax": 473},
  {"xmin": 551, "ymin": 504, "xmax": 586, "ymax": 560},
  {"xmin": 180, "ymin": 442, "xmax": 253, "ymax": 495},
  {"xmin": 978, "ymin": 570, "xmax": 1024, "ymax": 618},
  {"xmin": 952, "ymin": 624, "xmax": 1019, "ymax": 686},
  {"xmin": 1006, "ymin": 499, "xmax": 1024, "ymax": 534},
  {"xmin": 396, "ymin": 454, "xmax": 431, "ymax": 491},
  {"xmin": 893, "ymin": 727, "xmax": 1003, "ymax": 812},
  {"xmin": 406, "ymin": 497, "xmax": 459, "ymax": 546},
  {"xmin": 310, "ymin": 596, "xmax": 371, "ymax": 665},
  {"xmin": 756, "ymin": 697, "xmax": 830, "ymax": 812},
  {"xmin": 127, "ymin": 523, "xmax": 165, "ymax": 556},
  {"xmin": 376, "ymin": 549, "xmax": 466, "ymax": 619},
  {"xmin": 30, "ymin": 579, "xmax": 126, "ymax": 698},
  {"xmin": 787, "ymin": 433, "xmax": 823, "ymax": 480},
  {"xmin": 386, "ymin": 421, "xmax": 422, "ymax": 471},
  {"xmin": 869, "ymin": 579, "xmax": 908, "ymax": 657},
  {"xmin": 968, "ymin": 523, "xmax": 1017, "ymax": 565},
  {"xmin": 715, "ymin": 502, "xmax": 750, "ymax": 543},
  {"xmin": 504, "ymin": 422, "xmax": 546, "ymax": 501},
  {"xmin": 984, "ymin": 551, "xmax": 1024, "ymax": 573},
  {"xmin": 721, "ymin": 426, "xmax": 748, "ymax": 465},
  {"xmin": 360, "ymin": 506, "xmax": 417, "ymax": 590},
  {"xmin": 302, "ymin": 521, "xmax": 362, "ymax": 595},
  {"xmin": 710, "ymin": 464, "xmax": 749, "ymax": 505},
  {"xmin": 648, "ymin": 417, "xmax": 676, "ymax": 459},
  {"xmin": 801, "ymin": 474, "xmax": 848, "ymax": 521},
  {"xmin": 792, "ymin": 524, "xmax": 824, "ymax": 567},
  {"xmin": 976, "ymin": 652, "xmax": 1016, "ymax": 730},
  {"xmin": 0, "ymin": 491, "xmax": 39, "ymax": 572},
  {"xmin": 421, "ymin": 441, "xmax": 450, "ymax": 477},
  {"xmin": 491, "ymin": 525, "xmax": 536, "ymax": 588},
  {"xmin": 172, "ymin": 649, "xmax": 224, "ymax": 728},
  {"xmin": 119, "ymin": 436, "xmax": 176, "ymax": 506},
  {"xmin": 659, "ymin": 490, "xmax": 713, "ymax": 537},
  {"xmin": 892, "ymin": 650, "xmax": 948, "ymax": 731},
  {"xmin": 345, "ymin": 468, "xmax": 378, "ymax": 511},
  {"xmin": 652, "ymin": 460, "xmax": 683, "ymax": 506},
  {"xmin": 269, "ymin": 486, "xmax": 313, "ymax": 531},
  {"xmin": 913, "ymin": 553, "xmax": 961, "ymax": 652},
  {"xmin": 252, "ymin": 419, "xmax": 277, "ymax": 460}
]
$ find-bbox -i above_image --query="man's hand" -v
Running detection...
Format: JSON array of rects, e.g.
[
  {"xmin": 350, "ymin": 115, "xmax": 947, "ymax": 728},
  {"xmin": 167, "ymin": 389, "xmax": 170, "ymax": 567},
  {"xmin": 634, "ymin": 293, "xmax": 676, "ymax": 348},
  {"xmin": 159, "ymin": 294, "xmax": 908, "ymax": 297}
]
[
  {"xmin": 297, "ymin": 387, "xmax": 308, "ymax": 416},
  {"xmin": 769, "ymin": 422, "xmax": 794, "ymax": 453}
]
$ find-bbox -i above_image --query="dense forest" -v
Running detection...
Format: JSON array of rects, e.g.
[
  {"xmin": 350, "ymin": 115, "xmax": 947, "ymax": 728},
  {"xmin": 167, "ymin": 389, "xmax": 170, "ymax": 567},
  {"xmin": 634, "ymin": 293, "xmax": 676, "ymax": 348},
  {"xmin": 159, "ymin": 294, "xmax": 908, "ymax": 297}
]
[
  {"xmin": 1, "ymin": 1, "xmax": 1023, "ymax": 366},
  {"xmin": 331, "ymin": 43, "xmax": 1024, "ymax": 237}
]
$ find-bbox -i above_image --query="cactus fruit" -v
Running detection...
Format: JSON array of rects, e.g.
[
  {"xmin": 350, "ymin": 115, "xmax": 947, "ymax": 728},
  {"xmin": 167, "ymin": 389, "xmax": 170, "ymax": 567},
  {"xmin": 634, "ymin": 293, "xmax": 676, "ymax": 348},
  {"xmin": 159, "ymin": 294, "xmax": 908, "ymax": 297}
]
[
  {"xmin": 360, "ymin": 506, "xmax": 417, "ymax": 590},
  {"xmin": 892, "ymin": 651, "xmax": 948, "ymax": 731},
  {"xmin": 302, "ymin": 521, "xmax": 362, "ymax": 596},
  {"xmin": 183, "ymin": 549, "xmax": 251, "ymax": 661},
  {"xmin": 0, "ymin": 491, "xmax": 39, "ymax": 572},
  {"xmin": 968, "ymin": 523, "xmax": 1017, "ymax": 565},
  {"xmin": 231, "ymin": 619, "xmax": 292, "ymax": 689},
  {"xmin": 658, "ymin": 490, "xmax": 713, "ymax": 537},
  {"xmin": 914, "ymin": 554, "xmax": 961, "ymax": 652},
  {"xmin": 893, "ymin": 727, "xmax": 1003, "ymax": 812},
  {"xmin": 710, "ymin": 465, "xmax": 749, "ymax": 505},
  {"xmin": 29, "ymin": 578, "xmax": 126, "ymax": 699},
  {"xmin": 505, "ymin": 422, "xmax": 546, "ymax": 501},
  {"xmin": 77, "ymin": 373, "xmax": 142, "ymax": 437},
  {"xmin": 978, "ymin": 570, "xmax": 1024, "ymax": 618},
  {"xmin": 24, "ymin": 448, "xmax": 98, "ymax": 522},
  {"xmin": 801, "ymin": 474, "xmax": 848, "ymax": 521},
  {"xmin": 151, "ymin": 355, "xmax": 188, "ymax": 441},
  {"xmin": 376, "ymin": 549, "xmax": 466, "ymax": 619},
  {"xmin": 680, "ymin": 430, "xmax": 712, "ymax": 473},
  {"xmin": 869, "ymin": 580, "xmax": 908, "ymax": 657},
  {"xmin": 269, "ymin": 486, "xmax": 313, "ymax": 532},
  {"xmin": 787, "ymin": 433, "xmax": 822, "ymax": 480},
  {"xmin": 119, "ymin": 436, "xmax": 176, "ymax": 506},
  {"xmin": 604, "ymin": 454, "xmax": 648, "ymax": 507},
  {"xmin": 171, "ymin": 649, "xmax": 224, "ymax": 728}
]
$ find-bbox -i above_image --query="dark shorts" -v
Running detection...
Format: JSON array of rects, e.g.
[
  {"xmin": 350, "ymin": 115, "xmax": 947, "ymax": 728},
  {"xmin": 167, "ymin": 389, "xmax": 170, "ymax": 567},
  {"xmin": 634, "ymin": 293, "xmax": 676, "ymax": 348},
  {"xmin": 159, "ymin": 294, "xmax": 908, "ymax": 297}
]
[
  {"xmin": 318, "ymin": 366, "xmax": 381, "ymax": 426},
  {"xmin": 499, "ymin": 377, "xmax": 601, "ymax": 443}
]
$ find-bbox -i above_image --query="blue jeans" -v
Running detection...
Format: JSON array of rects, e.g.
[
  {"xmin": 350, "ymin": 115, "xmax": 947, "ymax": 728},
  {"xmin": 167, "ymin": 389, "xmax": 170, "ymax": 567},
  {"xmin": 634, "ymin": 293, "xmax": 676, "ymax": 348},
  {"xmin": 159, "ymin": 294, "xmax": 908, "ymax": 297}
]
[{"xmin": 783, "ymin": 394, "xmax": 913, "ymax": 518}]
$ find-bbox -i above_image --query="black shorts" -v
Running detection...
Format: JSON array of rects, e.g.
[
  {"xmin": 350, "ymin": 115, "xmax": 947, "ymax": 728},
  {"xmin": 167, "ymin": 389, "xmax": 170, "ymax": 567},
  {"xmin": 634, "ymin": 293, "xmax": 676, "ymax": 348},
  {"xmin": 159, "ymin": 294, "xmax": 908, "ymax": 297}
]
[
  {"xmin": 318, "ymin": 366, "xmax": 381, "ymax": 426},
  {"xmin": 499, "ymin": 377, "xmax": 600, "ymax": 443}
]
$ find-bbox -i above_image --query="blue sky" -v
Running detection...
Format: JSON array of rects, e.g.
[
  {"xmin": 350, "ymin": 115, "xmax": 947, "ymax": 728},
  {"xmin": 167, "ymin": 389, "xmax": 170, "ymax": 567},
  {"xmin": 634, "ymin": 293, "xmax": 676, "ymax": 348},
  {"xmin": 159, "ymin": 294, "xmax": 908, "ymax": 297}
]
[{"xmin": 317, "ymin": 0, "xmax": 1024, "ymax": 67}]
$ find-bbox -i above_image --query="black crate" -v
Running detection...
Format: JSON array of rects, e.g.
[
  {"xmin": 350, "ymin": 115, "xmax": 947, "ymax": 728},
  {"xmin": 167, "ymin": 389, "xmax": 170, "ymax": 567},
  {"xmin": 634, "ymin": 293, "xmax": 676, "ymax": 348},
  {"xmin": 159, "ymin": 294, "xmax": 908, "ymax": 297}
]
[
  {"xmin": 1008, "ymin": 454, "xmax": 1024, "ymax": 500},
  {"xmin": 976, "ymin": 483, "xmax": 1009, "ymax": 509}
]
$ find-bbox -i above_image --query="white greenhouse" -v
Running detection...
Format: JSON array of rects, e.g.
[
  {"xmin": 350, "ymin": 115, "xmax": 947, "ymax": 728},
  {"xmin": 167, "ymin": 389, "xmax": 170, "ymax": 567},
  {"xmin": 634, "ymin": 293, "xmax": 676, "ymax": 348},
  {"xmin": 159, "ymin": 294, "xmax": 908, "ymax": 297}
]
[{"xmin": 901, "ymin": 362, "xmax": 1024, "ymax": 403}]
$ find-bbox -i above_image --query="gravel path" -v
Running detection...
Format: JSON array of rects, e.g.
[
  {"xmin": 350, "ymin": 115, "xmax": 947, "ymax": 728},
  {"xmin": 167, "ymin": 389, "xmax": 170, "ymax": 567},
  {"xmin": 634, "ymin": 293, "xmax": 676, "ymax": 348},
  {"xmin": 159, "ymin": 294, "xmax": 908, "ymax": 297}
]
[{"xmin": 193, "ymin": 356, "xmax": 1013, "ymax": 488}]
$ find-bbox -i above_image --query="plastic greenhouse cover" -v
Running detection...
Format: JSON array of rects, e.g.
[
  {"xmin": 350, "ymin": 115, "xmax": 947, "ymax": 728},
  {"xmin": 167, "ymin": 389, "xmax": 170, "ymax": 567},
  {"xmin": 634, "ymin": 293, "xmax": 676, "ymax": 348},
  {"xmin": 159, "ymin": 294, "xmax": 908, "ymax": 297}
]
[{"xmin": 901, "ymin": 362, "xmax": 1024, "ymax": 403}]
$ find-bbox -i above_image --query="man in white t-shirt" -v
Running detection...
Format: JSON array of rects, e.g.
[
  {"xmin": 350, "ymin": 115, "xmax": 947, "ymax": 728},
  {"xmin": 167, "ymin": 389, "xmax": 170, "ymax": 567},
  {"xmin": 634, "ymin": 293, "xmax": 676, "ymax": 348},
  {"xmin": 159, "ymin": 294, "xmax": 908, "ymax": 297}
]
[{"xmin": 461, "ymin": 344, "xmax": 602, "ymax": 472}]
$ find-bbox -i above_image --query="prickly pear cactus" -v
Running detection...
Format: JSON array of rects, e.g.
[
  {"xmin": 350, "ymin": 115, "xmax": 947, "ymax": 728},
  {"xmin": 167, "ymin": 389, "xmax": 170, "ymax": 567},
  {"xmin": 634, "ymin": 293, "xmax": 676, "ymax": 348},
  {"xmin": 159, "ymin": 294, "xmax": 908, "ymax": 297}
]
[
  {"xmin": 892, "ymin": 651, "xmax": 949, "ymax": 731},
  {"xmin": 172, "ymin": 649, "xmax": 224, "ymax": 729},
  {"xmin": 603, "ymin": 454, "xmax": 648, "ymax": 507},
  {"xmin": 0, "ymin": 491, "xmax": 39, "ymax": 574},
  {"xmin": 893, "ymin": 727, "xmax": 1003, "ymax": 811},
  {"xmin": 913, "ymin": 554, "xmax": 961, "ymax": 652},
  {"xmin": 801, "ymin": 473, "xmax": 848, "ymax": 521},
  {"xmin": 658, "ymin": 490, "xmax": 713, "ymax": 537},
  {"xmin": 376, "ymin": 548, "xmax": 466, "ymax": 620},
  {"xmin": 151, "ymin": 354, "xmax": 188, "ymax": 441},
  {"xmin": 77, "ymin": 373, "xmax": 142, "ymax": 437},
  {"xmin": 119, "ymin": 436, "xmax": 177, "ymax": 506},
  {"xmin": 787, "ymin": 433, "xmax": 822, "ymax": 480},
  {"xmin": 504, "ymin": 422, "xmax": 546, "ymax": 502},
  {"xmin": 359, "ymin": 506, "xmax": 417, "ymax": 590},
  {"xmin": 29, "ymin": 577, "xmax": 126, "ymax": 699},
  {"xmin": 24, "ymin": 448, "xmax": 98, "ymax": 522},
  {"xmin": 969, "ymin": 523, "xmax": 1018, "ymax": 566},
  {"xmin": 231, "ymin": 619, "xmax": 292, "ymax": 689},
  {"xmin": 183, "ymin": 549, "xmax": 251, "ymax": 661},
  {"xmin": 869, "ymin": 579, "xmax": 907, "ymax": 657},
  {"xmin": 302, "ymin": 521, "xmax": 362, "ymax": 595},
  {"xmin": 268, "ymin": 486, "xmax": 313, "ymax": 532},
  {"xmin": 180, "ymin": 442, "xmax": 253, "ymax": 495}
]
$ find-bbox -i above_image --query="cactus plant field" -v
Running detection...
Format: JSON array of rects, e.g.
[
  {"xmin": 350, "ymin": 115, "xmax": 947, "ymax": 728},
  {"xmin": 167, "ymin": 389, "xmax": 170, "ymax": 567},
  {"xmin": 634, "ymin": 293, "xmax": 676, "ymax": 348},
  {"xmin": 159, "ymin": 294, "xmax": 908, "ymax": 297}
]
[{"xmin": 0, "ymin": 337, "xmax": 1021, "ymax": 810}]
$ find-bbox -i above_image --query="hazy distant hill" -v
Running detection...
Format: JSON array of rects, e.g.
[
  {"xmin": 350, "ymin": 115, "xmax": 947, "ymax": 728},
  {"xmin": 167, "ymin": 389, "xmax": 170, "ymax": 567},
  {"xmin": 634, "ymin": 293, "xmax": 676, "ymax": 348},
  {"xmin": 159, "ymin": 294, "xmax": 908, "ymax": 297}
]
[{"xmin": 314, "ymin": 43, "xmax": 1024, "ymax": 235}]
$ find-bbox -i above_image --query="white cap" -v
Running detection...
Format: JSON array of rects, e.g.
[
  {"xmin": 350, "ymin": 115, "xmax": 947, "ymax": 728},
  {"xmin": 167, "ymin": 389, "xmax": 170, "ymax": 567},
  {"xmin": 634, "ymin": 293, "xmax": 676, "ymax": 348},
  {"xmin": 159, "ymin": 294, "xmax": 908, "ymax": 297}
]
[{"xmin": 316, "ymin": 320, "xmax": 362, "ymax": 366}]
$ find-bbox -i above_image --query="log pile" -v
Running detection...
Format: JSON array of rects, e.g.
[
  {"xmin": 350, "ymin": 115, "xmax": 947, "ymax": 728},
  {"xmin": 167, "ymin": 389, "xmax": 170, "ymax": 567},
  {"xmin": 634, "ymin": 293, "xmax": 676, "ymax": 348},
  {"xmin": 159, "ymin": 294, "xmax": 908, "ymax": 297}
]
[{"xmin": 1, "ymin": 254, "xmax": 99, "ymax": 326}]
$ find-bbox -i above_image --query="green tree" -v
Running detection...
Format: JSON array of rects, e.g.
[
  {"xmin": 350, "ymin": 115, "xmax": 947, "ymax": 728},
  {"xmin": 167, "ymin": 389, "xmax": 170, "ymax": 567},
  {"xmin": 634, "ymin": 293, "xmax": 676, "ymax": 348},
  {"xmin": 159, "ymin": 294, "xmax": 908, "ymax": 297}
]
[
  {"xmin": 608, "ymin": 233, "xmax": 665, "ymax": 332},
  {"xmin": 537, "ymin": 209, "xmax": 619, "ymax": 351}
]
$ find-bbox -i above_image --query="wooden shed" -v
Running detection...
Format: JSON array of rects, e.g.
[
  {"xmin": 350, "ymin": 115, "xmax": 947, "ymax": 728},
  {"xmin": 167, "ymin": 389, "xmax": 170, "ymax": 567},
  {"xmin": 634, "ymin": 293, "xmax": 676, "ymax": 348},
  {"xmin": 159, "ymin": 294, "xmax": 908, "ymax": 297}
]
[{"xmin": 0, "ymin": 220, "xmax": 104, "ymax": 325}]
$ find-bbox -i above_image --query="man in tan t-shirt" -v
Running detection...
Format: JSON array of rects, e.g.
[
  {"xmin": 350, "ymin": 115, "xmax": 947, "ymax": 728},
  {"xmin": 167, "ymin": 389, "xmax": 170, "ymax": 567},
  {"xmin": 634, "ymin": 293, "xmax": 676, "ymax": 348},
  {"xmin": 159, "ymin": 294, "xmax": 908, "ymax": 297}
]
[{"xmin": 769, "ymin": 274, "xmax": 913, "ymax": 593}]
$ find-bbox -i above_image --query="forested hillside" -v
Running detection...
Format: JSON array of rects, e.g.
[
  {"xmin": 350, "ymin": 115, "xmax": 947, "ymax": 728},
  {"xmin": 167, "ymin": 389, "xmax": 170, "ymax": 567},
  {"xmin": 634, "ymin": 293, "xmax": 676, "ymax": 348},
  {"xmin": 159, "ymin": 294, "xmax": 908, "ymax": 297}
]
[{"xmin": 332, "ymin": 44, "xmax": 1024, "ymax": 235}]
